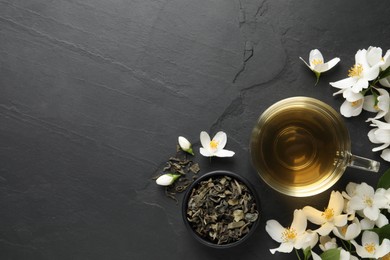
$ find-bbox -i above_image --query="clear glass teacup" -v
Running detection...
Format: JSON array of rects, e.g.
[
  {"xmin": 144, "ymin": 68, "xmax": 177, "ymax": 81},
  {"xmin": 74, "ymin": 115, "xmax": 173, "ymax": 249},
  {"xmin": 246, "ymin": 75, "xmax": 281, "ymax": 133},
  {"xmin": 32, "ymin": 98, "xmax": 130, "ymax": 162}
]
[{"xmin": 250, "ymin": 96, "xmax": 380, "ymax": 197}]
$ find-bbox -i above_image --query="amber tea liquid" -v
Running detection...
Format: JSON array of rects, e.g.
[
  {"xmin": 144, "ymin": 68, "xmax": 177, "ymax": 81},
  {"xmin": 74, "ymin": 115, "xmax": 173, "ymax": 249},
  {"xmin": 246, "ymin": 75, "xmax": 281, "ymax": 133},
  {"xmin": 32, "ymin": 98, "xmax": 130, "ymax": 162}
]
[{"xmin": 250, "ymin": 98, "xmax": 351, "ymax": 196}]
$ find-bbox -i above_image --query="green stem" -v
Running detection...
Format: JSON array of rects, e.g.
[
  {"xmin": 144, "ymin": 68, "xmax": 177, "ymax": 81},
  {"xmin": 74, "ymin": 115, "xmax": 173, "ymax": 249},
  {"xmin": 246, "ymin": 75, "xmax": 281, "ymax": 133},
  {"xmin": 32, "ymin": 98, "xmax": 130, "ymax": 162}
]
[
  {"xmin": 340, "ymin": 239, "xmax": 349, "ymax": 251},
  {"xmin": 295, "ymin": 249, "xmax": 302, "ymax": 260}
]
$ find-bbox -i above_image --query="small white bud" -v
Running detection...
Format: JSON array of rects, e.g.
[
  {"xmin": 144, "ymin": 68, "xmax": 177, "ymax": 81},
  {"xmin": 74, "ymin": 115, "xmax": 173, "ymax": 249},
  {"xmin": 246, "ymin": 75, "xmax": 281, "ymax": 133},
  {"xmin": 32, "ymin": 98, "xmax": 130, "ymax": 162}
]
[
  {"xmin": 178, "ymin": 136, "xmax": 194, "ymax": 155},
  {"xmin": 156, "ymin": 173, "xmax": 180, "ymax": 186}
]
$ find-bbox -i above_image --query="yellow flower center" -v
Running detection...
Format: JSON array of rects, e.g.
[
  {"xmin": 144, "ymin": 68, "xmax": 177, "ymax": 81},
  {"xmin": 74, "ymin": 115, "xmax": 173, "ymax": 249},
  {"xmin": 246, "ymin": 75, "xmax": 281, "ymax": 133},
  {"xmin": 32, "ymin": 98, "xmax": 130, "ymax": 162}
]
[
  {"xmin": 341, "ymin": 226, "xmax": 348, "ymax": 235},
  {"xmin": 311, "ymin": 59, "xmax": 323, "ymax": 66},
  {"xmin": 351, "ymin": 100, "xmax": 361, "ymax": 107},
  {"xmin": 322, "ymin": 208, "xmax": 334, "ymax": 221},
  {"xmin": 364, "ymin": 242, "xmax": 376, "ymax": 254},
  {"xmin": 210, "ymin": 140, "xmax": 219, "ymax": 150},
  {"xmin": 374, "ymin": 104, "xmax": 380, "ymax": 111},
  {"xmin": 348, "ymin": 64, "xmax": 363, "ymax": 77},
  {"xmin": 282, "ymin": 227, "xmax": 297, "ymax": 242},
  {"xmin": 364, "ymin": 196, "xmax": 373, "ymax": 207}
]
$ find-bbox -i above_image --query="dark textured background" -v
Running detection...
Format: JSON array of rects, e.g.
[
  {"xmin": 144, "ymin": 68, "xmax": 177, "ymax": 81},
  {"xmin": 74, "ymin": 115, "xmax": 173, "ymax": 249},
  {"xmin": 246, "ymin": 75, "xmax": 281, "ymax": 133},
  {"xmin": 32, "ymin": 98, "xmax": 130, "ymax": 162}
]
[{"xmin": 1, "ymin": 0, "xmax": 389, "ymax": 259}]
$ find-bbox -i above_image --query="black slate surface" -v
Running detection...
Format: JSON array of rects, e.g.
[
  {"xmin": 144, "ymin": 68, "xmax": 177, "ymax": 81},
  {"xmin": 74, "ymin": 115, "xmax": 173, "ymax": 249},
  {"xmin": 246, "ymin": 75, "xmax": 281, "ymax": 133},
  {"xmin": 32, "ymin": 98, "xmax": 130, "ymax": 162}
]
[{"xmin": 1, "ymin": 0, "xmax": 390, "ymax": 259}]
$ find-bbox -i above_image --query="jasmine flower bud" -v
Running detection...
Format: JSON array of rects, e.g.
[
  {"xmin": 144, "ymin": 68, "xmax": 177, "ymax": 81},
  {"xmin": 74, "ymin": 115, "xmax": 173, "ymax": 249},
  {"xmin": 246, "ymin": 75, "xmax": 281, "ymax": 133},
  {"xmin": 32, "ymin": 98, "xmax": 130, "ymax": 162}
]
[
  {"xmin": 156, "ymin": 173, "xmax": 181, "ymax": 186},
  {"xmin": 178, "ymin": 136, "xmax": 194, "ymax": 155}
]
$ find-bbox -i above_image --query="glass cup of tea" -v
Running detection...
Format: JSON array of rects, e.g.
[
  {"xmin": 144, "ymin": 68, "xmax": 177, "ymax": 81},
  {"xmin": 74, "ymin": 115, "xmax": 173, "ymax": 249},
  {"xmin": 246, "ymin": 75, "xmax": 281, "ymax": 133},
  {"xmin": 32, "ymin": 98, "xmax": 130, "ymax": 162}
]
[{"xmin": 250, "ymin": 96, "xmax": 380, "ymax": 197}]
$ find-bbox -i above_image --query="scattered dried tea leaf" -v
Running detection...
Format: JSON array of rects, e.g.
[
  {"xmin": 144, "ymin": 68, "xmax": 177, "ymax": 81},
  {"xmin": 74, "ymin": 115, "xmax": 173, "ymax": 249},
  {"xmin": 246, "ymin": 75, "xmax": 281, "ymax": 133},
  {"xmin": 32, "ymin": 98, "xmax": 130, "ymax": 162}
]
[
  {"xmin": 189, "ymin": 163, "xmax": 200, "ymax": 174},
  {"xmin": 155, "ymin": 149, "xmax": 201, "ymax": 203}
]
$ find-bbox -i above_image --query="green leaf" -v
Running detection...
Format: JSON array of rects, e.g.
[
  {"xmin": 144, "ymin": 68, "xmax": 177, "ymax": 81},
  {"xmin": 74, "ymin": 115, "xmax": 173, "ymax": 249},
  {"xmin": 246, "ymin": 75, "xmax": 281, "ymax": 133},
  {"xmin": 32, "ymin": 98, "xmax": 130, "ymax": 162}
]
[
  {"xmin": 379, "ymin": 66, "xmax": 390, "ymax": 79},
  {"xmin": 320, "ymin": 248, "xmax": 340, "ymax": 260},
  {"xmin": 371, "ymin": 224, "xmax": 390, "ymax": 243},
  {"xmin": 377, "ymin": 167, "xmax": 390, "ymax": 189}
]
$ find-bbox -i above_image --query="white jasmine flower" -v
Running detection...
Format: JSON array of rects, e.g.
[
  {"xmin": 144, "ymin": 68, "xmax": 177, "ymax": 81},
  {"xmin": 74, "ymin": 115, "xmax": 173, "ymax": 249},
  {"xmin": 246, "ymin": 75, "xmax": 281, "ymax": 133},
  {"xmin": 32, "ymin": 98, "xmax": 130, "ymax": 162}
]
[
  {"xmin": 347, "ymin": 182, "xmax": 388, "ymax": 221},
  {"xmin": 351, "ymin": 231, "xmax": 390, "ymax": 259},
  {"xmin": 299, "ymin": 49, "xmax": 340, "ymax": 84},
  {"xmin": 333, "ymin": 217, "xmax": 361, "ymax": 240},
  {"xmin": 303, "ymin": 191, "xmax": 348, "ymax": 236},
  {"xmin": 340, "ymin": 88, "xmax": 365, "ymax": 117},
  {"xmin": 199, "ymin": 131, "xmax": 235, "ymax": 157},
  {"xmin": 178, "ymin": 136, "xmax": 194, "ymax": 155},
  {"xmin": 364, "ymin": 88, "xmax": 390, "ymax": 121},
  {"xmin": 368, "ymin": 119, "xmax": 390, "ymax": 162},
  {"xmin": 155, "ymin": 173, "xmax": 181, "ymax": 186},
  {"xmin": 330, "ymin": 48, "xmax": 381, "ymax": 93},
  {"xmin": 319, "ymin": 236, "xmax": 337, "ymax": 251},
  {"xmin": 265, "ymin": 209, "xmax": 312, "ymax": 254}
]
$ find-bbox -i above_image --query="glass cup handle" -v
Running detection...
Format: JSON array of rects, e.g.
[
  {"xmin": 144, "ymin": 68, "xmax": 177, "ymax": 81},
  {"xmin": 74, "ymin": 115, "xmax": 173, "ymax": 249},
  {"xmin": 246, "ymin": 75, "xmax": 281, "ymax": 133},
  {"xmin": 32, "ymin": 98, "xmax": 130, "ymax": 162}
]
[{"xmin": 348, "ymin": 154, "xmax": 380, "ymax": 172}]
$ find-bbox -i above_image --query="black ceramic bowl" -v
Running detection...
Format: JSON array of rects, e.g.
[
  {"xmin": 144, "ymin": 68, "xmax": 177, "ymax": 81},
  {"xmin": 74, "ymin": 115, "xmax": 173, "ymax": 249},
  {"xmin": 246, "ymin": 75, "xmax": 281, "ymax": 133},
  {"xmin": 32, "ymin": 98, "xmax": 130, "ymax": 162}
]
[{"xmin": 182, "ymin": 170, "xmax": 260, "ymax": 248}]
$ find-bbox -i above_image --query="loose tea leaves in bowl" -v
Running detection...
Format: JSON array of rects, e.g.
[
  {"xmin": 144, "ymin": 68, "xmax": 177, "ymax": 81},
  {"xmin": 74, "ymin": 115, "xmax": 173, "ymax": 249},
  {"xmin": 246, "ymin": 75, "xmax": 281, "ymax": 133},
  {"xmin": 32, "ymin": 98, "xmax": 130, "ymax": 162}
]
[{"xmin": 183, "ymin": 171, "xmax": 260, "ymax": 248}]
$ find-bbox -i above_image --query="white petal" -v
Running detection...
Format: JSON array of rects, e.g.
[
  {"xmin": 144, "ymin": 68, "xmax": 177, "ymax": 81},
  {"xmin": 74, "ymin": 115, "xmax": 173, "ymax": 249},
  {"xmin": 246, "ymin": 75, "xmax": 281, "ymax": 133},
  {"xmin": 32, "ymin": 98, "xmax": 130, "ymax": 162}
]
[
  {"xmin": 367, "ymin": 46, "xmax": 383, "ymax": 67},
  {"xmin": 372, "ymin": 144, "xmax": 390, "ymax": 152},
  {"xmin": 346, "ymin": 182, "xmax": 358, "ymax": 197},
  {"xmin": 344, "ymin": 219, "xmax": 361, "ymax": 240},
  {"xmin": 351, "ymin": 78, "xmax": 369, "ymax": 93},
  {"xmin": 376, "ymin": 239, "xmax": 390, "ymax": 258},
  {"xmin": 374, "ymin": 129, "xmax": 390, "ymax": 143},
  {"xmin": 351, "ymin": 240, "xmax": 372, "ymax": 258},
  {"xmin": 311, "ymin": 251, "xmax": 322, "ymax": 260},
  {"xmin": 315, "ymin": 222, "xmax": 334, "ymax": 236},
  {"xmin": 371, "ymin": 119, "xmax": 390, "ymax": 129},
  {"xmin": 373, "ymin": 143, "xmax": 390, "ymax": 152},
  {"xmin": 270, "ymin": 242, "xmax": 294, "ymax": 254},
  {"xmin": 343, "ymin": 88, "xmax": 363, "ymax": 102},
  {"xmin": 360, "ymin": 218, "xmax": 375, "ymax": 230},
  {"xmin": 299, "ymin": 57, "xmax": 312, "ymax": 69},
  {"xmin": 324, "ymin": 57, "xmax": 340, "ymax": 70},
  {"xmin": 364, "ymin": 65, "xmax": 380, "ymax": 81},
  {"xmin": 361, "ymin": 230, "xmax": 379, "ymax": 245},
  {"xmin": 368, "ymin": 128, "xmax": 381, "ymax": 143},
  {"xmin": 355, "ymin": 182, "xmax": 375, "ymax": 196},
  {"xmin": 295, "ymin": 231, "xmax": 318, "ymax": 250},
  {"xmin": 363, "ymin": 205, "xmax": 380, "ymax": 221},
  {"xmin": 381, "ymin": 149, "xmax": 390, "ymax": 161},
  {"xmin": 349, "ymin": 196, "xmax": 365, "ymax": 211},
  {"xmin": 265, "ymin": 220, "xmax": 285, "ymax": 243},
  {"xmin": 333, "ymin": 214, "xmax": 348, "ymax": 227},
  {"xmin": 212, "ymin": 131, "xmax": 227, "ymax": 149},
  {"xmin": 328, "ymin": 191, "xmax": 344, "ymax": 215},
  {"xmin": 340, "ymin": 249, "xmax": 352, "ymax": 260},
  {"xmin": 363, "ymin": 95, "xmax": 377, "ymax": 112},
  {"xmin": 200, "ymin": 131, "xmax": 211, "ymax": 149},
  {"xmin": 375, "ymin": 213, "xmax": 389, "ymax": 228},
  {"xmin": 330, "ymin": 77, "xmax": 356, "ymax": 89},
  {"xmin": 291, "ymin": 209, "xmax": 307, "ymax": 232},
  {"xmin": 379, "ymin": 77, "xmax": 390, "ymax": 87},
  {"xmin": 302, "ymin": 206, "xmax": 324, "ymax": 225},
  {"xmin": 314, "ymin": 57, "xmax": 340, "ymax": 73},
  {"xmin": 381, "ymin": 49, "xmax": 390, "ymax": 70},
  {"xmin": 355, "ymin": 49, "xmax": 368, "ymax": 66},
  {"xmin": 199, "ymin": 147, "xmax": 213, "ymax": 157},
  {"xmin": 340, "ymin": 100, "xmax": 363, "ymax": 117},
  {"xmin": 214, "ymin": 149, "xmax": 235, "ymax": 157}
]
